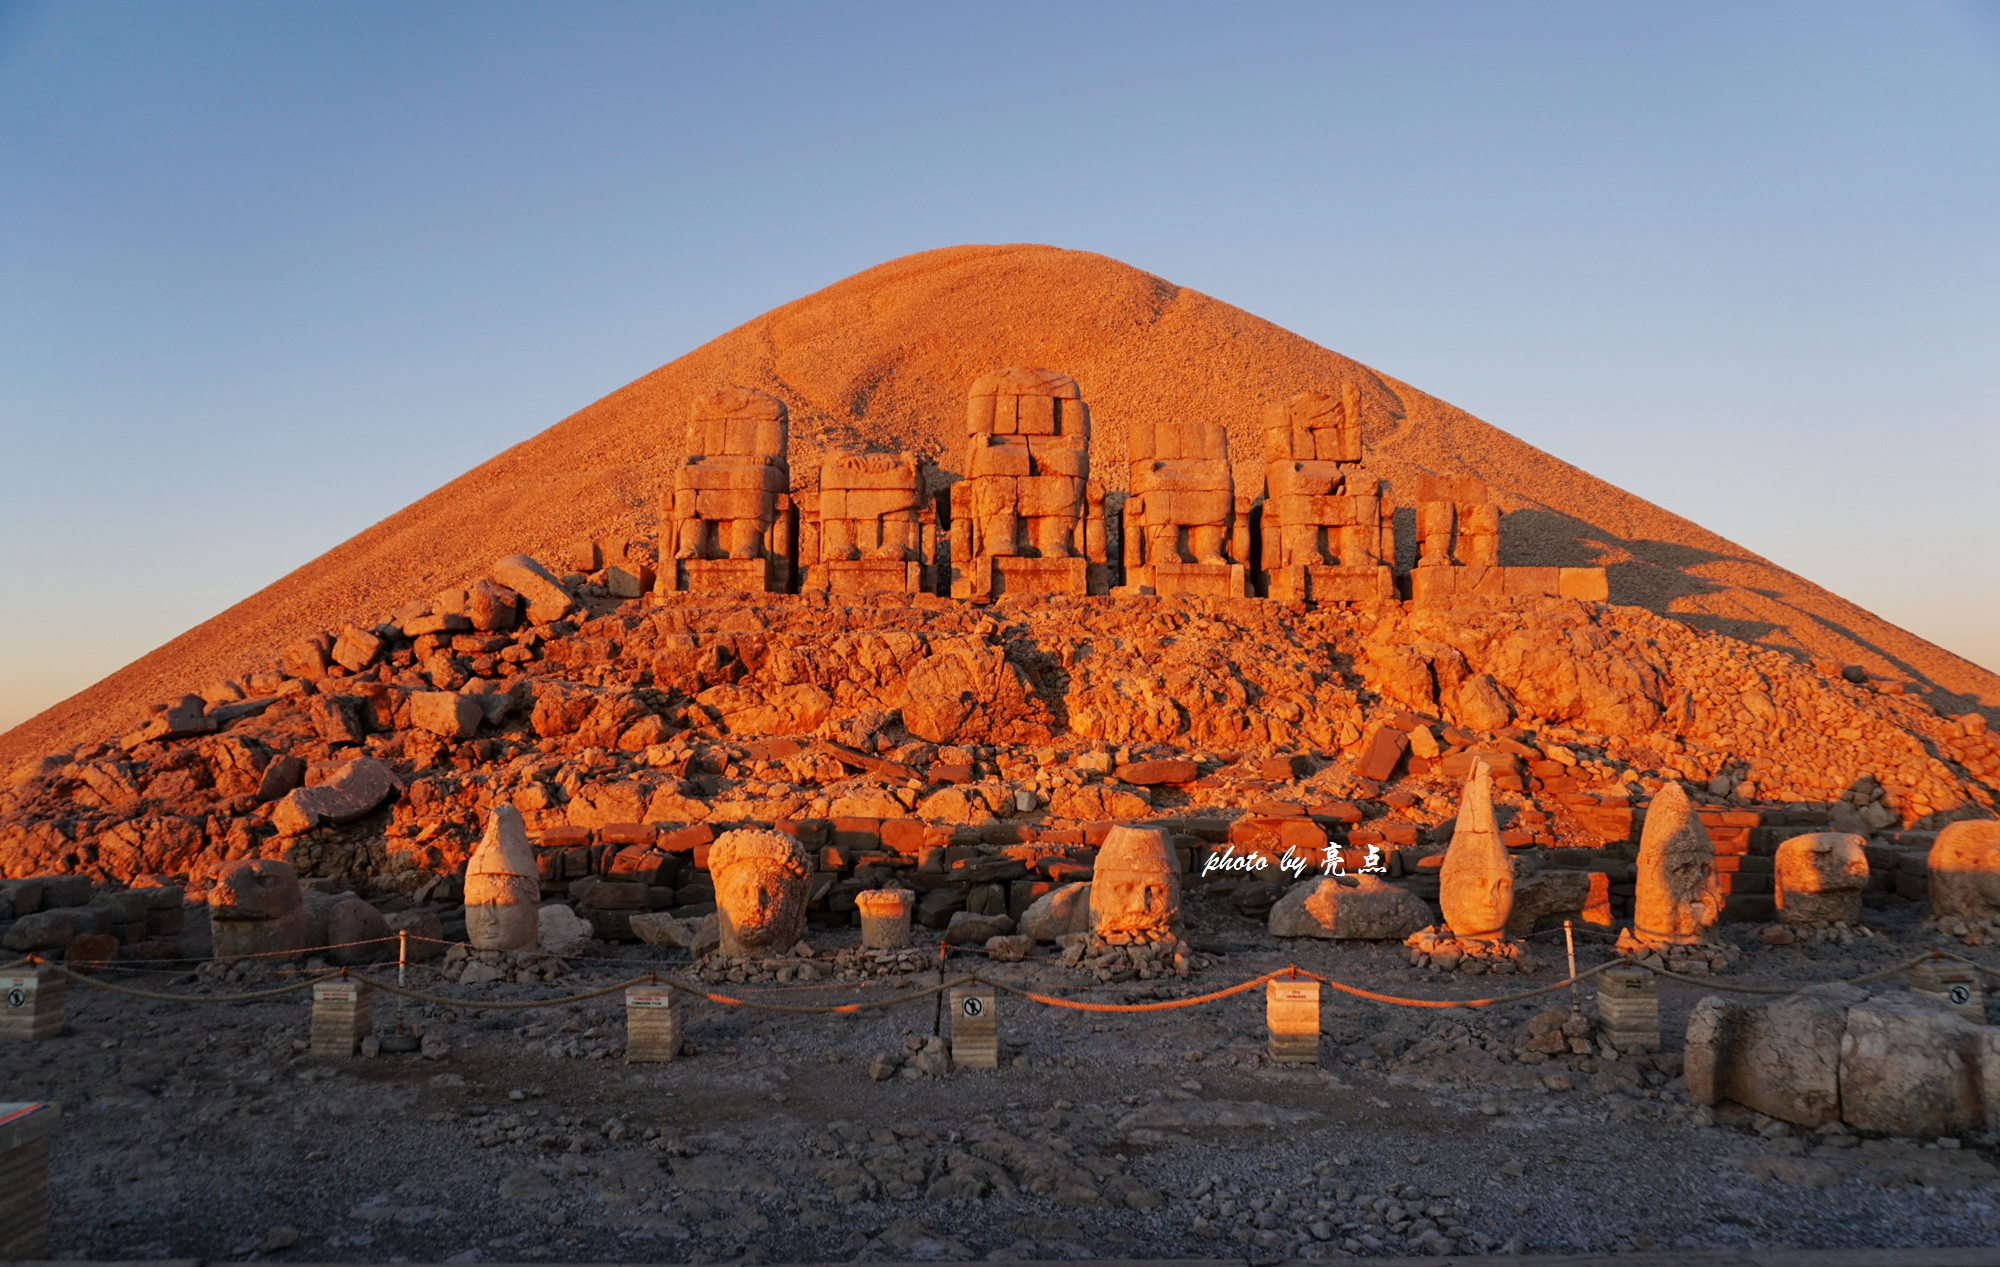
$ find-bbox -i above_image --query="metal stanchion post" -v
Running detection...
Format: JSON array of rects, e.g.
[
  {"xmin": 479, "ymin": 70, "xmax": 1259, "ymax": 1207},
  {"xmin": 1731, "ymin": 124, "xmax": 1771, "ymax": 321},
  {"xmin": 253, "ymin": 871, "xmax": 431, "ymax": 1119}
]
[
  {"xmin": 1564, "ymin": 920, "xmax": 1580, "ymax": 1016},
  {"xmin": 380, "ymin": 928, "xmax": 419, "ymax": 1053}
]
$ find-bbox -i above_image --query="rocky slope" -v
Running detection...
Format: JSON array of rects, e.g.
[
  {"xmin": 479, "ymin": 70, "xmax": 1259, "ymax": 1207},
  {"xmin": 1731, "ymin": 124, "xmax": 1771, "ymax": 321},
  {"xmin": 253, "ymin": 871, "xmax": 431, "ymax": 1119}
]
[{"xmin": 4, "ymin": 244, "xmax": 1994, "ymax": 769}]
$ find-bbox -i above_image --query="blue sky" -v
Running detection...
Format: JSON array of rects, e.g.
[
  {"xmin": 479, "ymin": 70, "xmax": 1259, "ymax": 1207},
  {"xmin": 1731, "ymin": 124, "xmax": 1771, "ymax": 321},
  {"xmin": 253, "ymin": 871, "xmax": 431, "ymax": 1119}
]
[{"xmin": 2, "ymin": 2, "xmax": 1996, "ymax": 732}]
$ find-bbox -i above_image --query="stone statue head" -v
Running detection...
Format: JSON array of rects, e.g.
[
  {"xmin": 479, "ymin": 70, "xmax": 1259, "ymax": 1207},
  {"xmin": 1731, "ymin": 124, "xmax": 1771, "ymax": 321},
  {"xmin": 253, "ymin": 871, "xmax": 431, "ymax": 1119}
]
[
  {"xmin": 1929, "ymin": 820, "xmax": 2000, "ymax": 921},
  {"xmin": 1774, "ymin": 831, "xmax": 1869, "ymax": 926},
  {"xmin": 1439, "ymin": 759, "xmax": 1514, "ymax": 942},
  {"xmin": 208, "ymin": 858, "xmax": 303, "ymax": 921},
  {"xmin": 1633, "ymin": 782, "xmax": 1721, "ymax": 945},
  {"xmin": 1088, "ymin": 826, "xmax": 1181, "ymax": 938},
  {"xmin": 708, "ymin": 828, "xmax": 812, "ymax": 956}
]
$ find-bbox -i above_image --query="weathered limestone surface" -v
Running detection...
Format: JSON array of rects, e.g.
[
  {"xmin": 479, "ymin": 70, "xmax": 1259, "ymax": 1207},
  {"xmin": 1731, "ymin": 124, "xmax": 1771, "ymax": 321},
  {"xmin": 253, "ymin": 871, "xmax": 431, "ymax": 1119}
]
[
  {"xmin": 1269, "ymin": 876, "xmax": 1431, "ymax": 941},
  {"xmin": 951, "ymin": 369, "xmax": 1106, "ymax": 599},
  {"xmin": 709, "ymin": 827, "xmax": 811, "ymax": 957},
  {"xmin": 1121, "ymin": 420, "xmax": 1245, "ymax": 598},
  {"xmin": 1627, "ymin": 782, "xmax": 1721, "ymax": 946},
  {"xmin": 805, "ymin": 451, "xmax": 931, "ymax": 595},
  {"xmin": 666, "ymin": 388, "xmax": 794, "ymax": 594},
  {"xmin": 271, "ymin": 757, "xmax": 399, "ymax": 837},
  {"xmin": 465, "ymin": 804, "xmax": 539, "ymax": 952},
  {"xmin": 1773, "ymin": 831, "xmax": 1869, "ymax": 926},
  {"xmin": 1438, "ymin": 760, "xmax": 1513, "ymax": 942},
  {"xmin": 1929, "ymin": 820, "xmax": 2000, "ymax": 922},
  {"xmin": 1088, "ymin": 826, "xmax": 1180, "ymax": 939}
]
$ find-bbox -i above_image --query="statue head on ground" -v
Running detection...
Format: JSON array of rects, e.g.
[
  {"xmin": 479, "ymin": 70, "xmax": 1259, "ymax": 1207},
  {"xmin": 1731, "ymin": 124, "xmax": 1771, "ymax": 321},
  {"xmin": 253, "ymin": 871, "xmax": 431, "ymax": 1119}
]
[
  {"xmin": 1632, "ymin": 782, "xmax": 1721, "ymax": 945},
  {"xmin": 709, "ymin": 828, "xmax": 812, "ymax": 956},
  {"xmin": 1089, "ymin": 826, "xmax": 1180, "ymax": 939},
  {"xmin": 1439, "ymin": 759, "xmax": 1514, "ymax": 942}
]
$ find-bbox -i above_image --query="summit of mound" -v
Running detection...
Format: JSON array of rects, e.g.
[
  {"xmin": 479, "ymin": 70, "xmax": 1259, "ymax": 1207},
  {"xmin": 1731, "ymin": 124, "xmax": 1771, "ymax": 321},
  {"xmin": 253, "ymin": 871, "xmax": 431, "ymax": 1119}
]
[{"xmin": 4, "ymin": 243, "xmax": 1994, "ymax": 764}]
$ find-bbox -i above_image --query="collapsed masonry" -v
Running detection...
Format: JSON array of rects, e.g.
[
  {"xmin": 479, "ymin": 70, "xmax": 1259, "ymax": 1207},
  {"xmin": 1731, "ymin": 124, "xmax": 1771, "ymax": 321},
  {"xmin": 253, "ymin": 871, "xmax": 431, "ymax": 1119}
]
[{"xmin": 653, "ymin": 370, "xmax": 1606, "ymax": 604}]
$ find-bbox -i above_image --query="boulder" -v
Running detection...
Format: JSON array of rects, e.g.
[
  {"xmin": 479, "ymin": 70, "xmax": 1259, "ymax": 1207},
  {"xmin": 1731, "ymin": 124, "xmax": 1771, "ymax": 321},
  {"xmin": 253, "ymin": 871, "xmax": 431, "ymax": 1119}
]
[
  {"xmin": 537, "ymin": 903, "xmax": 595, "ymax": 957},
  {"xmin": 1114, "ymin": 760, "xmax": 1197, "ymax": 786},
  {"xmin": 1505, "ymin": 870, "xmax": 1594, "ymax": 937},
  {"xmin": 1774, "ymin": 832, "xmax": 1869, "ymax": 925},
  {"xmin": 1684, "ymin": 985, "xmax": 1861, "ymax": 1127},
  {"xmin": 631, "ymin": 910, "xmax": 719, "ymax": 956},
  {"xmin": 331, "ymin": 625, "xmax": 384, "ymax": 673},
  {"xmin": 1019, "ymin": 882, "xmax": 1092, "ymax": 942},
  {"xmin": 1929, "ymin": 820, "xmax": 2000, "ymax": 922},
  {"xmin": 271, "ymin": 757, "xmax": 399, "ymax": 836},
  {"xmin": 1, "ymin": 910, "xmax": 77, "ymax": 952},
  {"xmin": 325, "ymin": 898, "xmax": 391, "ymax": 964},
  {"xmin": 1269, "ymin": 876, "xmax": 1431, "ymax": 941},
  {"xmin": 410, "ymin": 691, "xmax": 484, "ymax": 741},
  {"xmin": 944, "ymin": 911, "xmax": 1015, "ymax": 945},
  {"xmin": 465, "ymin": 805, "xmax": 539, "ymax": 951},
  {"xmin": 491, "ymin": 554, "xmax": 574, "ymax": 625}
]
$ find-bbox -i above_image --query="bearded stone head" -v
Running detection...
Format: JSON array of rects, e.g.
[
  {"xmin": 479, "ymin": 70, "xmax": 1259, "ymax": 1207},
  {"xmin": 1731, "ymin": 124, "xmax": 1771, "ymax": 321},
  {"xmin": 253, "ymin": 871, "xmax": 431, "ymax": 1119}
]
[
  {"xmin": 708, "ymin": 828, "xmax": 812, "ymax": 957},
  {"xmin": 1088, "ymin": 826, "xmax": 1181, "ymax": 938}
]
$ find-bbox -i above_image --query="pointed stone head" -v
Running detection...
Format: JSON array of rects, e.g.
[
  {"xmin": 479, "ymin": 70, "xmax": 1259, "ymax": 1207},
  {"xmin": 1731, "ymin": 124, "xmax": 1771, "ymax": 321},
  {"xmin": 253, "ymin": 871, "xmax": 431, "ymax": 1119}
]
[
  {"xmin": 1089, "ymin": 826, "xmax": 1181, "ymax": 937},
  {"xmin": 709, "ymin": 828, "xmax": 812, "ymax": 957},
  {"xmin": 1633, "ymin": 782, "xmax": 1721, "ymax": 945},
  {"xmin": 465, "ymin": 804, "xmax": 540, "ymax": 951},
  {"xmin": 1439, "ymin": 759, "xmax": 1514, "ymax": 942}
]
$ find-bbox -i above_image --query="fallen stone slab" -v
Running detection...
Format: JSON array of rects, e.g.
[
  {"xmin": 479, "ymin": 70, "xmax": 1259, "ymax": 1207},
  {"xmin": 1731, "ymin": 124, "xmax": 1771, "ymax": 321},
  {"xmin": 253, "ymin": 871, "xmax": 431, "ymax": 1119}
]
[
  {"xmin": 271, "ymin": 757, "xmax": 400, "ymax": 835},
  {"xmin": 492, "ymin": 553, "xmax": 574, "ymax": 624}
]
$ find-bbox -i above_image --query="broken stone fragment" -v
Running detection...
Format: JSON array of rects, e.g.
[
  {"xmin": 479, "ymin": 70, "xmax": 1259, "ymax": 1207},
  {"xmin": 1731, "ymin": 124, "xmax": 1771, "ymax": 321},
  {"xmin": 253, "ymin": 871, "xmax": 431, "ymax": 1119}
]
[
  {"xmin": 467, "ymin": 578, "xmax": 521, "ymax": 631},
  {"xmin": 409, "ymin": 690, "xmax": 483, "ymax": 741},
  {"xmin": 1269, "ymin": 875, "xmax": 1431, "ymax": 941},
  {"xmin": 122, "ymin": 695, "xmax": 215, "ymax": 749},
  {"xmin": 1020, "ymin": 882, "xmax": 1092, "ymax": 942},
  {"xmin": 282, "ymin": 633, "xmax": 333, "ymax": 681},
  {"xmin": 325, "ymin": 897, "xmax": 390, "ymax": 965},
  {"xmin": 943, "ymin": 910, "xmax": 1015, "ymax": 944},
  {"xmin": 537, "ymin": 902, "xmax": 594, "ymax": 957},
  {"xmin": 270, "ymin": 757, "xmax": 399, "ymax": 836},
  {"xmin": 491, "ymin": 554, "xmax": 574, "ymax": 625},
  {"xmin": 331, "ymin": 625, "xmax": 384, "ymax": 673}
]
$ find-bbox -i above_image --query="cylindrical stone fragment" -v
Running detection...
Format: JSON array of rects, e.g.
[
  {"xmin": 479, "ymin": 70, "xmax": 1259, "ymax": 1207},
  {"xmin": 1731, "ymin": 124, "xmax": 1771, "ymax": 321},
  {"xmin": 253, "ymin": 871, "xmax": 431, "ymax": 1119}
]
[{"xmin": 855, "ymin": 888, "xmax": 915, "ymax": 950}]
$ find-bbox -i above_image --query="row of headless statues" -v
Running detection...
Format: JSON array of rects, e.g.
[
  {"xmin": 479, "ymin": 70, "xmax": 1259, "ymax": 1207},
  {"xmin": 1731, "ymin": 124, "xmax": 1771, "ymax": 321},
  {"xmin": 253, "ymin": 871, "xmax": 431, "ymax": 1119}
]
[{"xmin": 666, "ymin": 368, "xmax": 1499, "ymax": 601}]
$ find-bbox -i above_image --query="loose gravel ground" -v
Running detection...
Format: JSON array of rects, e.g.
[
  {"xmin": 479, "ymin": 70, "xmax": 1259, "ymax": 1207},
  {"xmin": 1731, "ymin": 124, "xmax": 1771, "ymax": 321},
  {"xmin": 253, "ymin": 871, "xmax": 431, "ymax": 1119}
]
[{"xmin": 8, "ymin": 892, "xmax": 2000, "ymax": 1263}]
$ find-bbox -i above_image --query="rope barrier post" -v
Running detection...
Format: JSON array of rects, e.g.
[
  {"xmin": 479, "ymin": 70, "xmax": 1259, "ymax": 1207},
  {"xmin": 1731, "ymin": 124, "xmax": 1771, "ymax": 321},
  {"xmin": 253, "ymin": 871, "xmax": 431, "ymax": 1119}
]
[
  {"xmin": 0, "ymin": 1101, "xmax": 59, "ymax": 1258},
  {"xmin": 932, "ymin": 940, "xmax": 947, "ymax": 1038},
  {"xmin": 310, "ymin": 976, "xmax": 374, "ymax": 1058},
  {"xmin": 1596, "ymin": 965, "xmax": 1660, "ymax": 1055},
  {"xmin": 1563, "ymin": 920, "xmax": 1579, "ymax": 1016},
  {"xmin": 1909, "ymin": 954, "xmax": 1984, "ymax": 1022},
  {"xmin": 624, "ymin": 982, "xmax": 684, "ymax": 1062},
  {"xmin": 380, "ymin": 928, "xmax": 419, "ymax": 1054},
  {"xmin": 947, "ymin": 983, "xmax": 998, "ymax": 1069},
  {"xmin": 1266, "ymin": 969, "xmax": 1320, "ymax": 1066},
  {"xmin": 0, "ymin": 964, "xmax": 62, "ymax": 1043}
]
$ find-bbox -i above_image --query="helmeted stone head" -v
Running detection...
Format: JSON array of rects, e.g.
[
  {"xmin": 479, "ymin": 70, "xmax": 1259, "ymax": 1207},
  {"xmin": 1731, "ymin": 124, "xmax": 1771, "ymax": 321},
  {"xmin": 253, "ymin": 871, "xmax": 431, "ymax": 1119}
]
[
  {"xmin": 1088, "ymin": 826, "xmax": 1180, "ymax": 938},
  {"xmin": 1774, "ymin": 832, "xmax": 1869, "ymax": 926},
  {"xmin": 1439, "ymin": 759, "xmax": 1514, "ymax": 942},
  {"xmin": 709, "ymin": 828, "xmax": 812, "ymax": 957}
]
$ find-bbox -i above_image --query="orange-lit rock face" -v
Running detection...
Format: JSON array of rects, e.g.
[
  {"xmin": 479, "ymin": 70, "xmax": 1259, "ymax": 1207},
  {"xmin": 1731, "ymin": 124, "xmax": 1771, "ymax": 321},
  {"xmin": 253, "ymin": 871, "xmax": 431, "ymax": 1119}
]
[
  {"xmin": 709, "ymin": 828, "xmax": 811, "ymax": 956},
  {"xmin": 1088, "ymin": 826, "xmax": 1180, "ymax": 938},
  {"xmin": 208, "ymin": 857, "xmax": 305, "ymax": 959}
]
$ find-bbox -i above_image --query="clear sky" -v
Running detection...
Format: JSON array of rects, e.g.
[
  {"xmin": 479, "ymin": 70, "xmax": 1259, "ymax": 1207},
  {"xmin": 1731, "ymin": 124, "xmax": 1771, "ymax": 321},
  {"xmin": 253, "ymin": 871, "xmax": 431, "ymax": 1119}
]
[{"xmin": 2, "ymin": 2, "xmax": 1996, "ymax": 735}]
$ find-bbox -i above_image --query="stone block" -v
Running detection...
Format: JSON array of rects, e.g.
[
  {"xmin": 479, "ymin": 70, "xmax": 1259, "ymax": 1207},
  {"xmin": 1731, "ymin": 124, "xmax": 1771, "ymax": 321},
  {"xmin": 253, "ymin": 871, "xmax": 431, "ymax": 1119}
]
[
  {"xmin": 624, "ymin": 986, "xmax": 683, "ymax": 1062},
  {"xmin": 310, "ymin": 979, "xmax": 373, "ymax": 1057},
  {"xmin": 1266, "ymin": 978, "xmax": 1320, "ymax": 1064},
  {"xmin": 0, "ymin": 1102, "xmax": 58, "ymax": 1259},
  {"xmin": 993, "ymin": 556, "xmax": 1088, "ymax": 597},
  {"xmin": 827, "ymin": 559, "xmax": 921, "ymax": 595},
  {"xmin": 492, "ymin": 553, "xmax": 575, "ymax": 624},
  {"xmin": 1839, "ymin": 993, "xmax": 1988, "ymax": 1137},
  {"xmin": 1685, "ymin": 985, "xmax": 1860, "ymax": 1127},
  {"xmin": 0, "ymin": 969, "xmax": 62, "ymax": 1042},
  {"xmin": 856, "ymin": 889, "xmax": 914, "ymax": 949},
  {"xmin": 410, "ymin": 691, "xmax": 483, "ymax": 741},
  {"xmin": 331, "ymin": 625, "xmax": 384, "ymax": 673},
  {"xmin": 1268, "ymin": 876, "xmax": 1430, "ymax": 940},
  {"xmin": 949, "ymin": 986, "xmax": 998, "ymax": 1069},
  {"xmin": 1503, "ymin": 567, "xmax": 1561, "ymax": 597},
  {"xmin": 1558, "ymin": 567, "xmax": 1609, "ymax": 602},
  {"xmin": 679, "ymin": 557, "xmax": 777, "ymax": 593},
  {"xmin": 1596, "ymin": 966, "xmax": 1660, "ymax": 1053},
  {"xmin": 1147, "ymin": 561, "xmax": 1247, "ymax": 598}
]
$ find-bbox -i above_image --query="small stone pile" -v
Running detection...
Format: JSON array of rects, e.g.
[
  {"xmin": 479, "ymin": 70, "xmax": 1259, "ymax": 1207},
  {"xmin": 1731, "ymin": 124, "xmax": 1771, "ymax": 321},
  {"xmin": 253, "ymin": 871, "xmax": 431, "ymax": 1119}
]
[
  {"xmin": 1611, "ymin": 933, "xmax": 1744, "ymax": 975},
  {"xmin": 1402, "ymin": 927, "xmax": 1539, "ymax": 974},
  {"xmin": 1931, "ymin": 915, "xmax": 2000, "ymax": 946},
  {"xmin": 868, "ymin": 1035, "xmax": 953, "ymax": 1080},
  {"xmin": 1758, "ymin": 921, "xmax": 1877, "ymax": 946},
  {"xmin": 1057, "ymin": 931, "xmax": 1195, "ymax": 980},
  {"xmin": 692, "ymin": 953, "xmax": 828, "ymax": 986},
  {"xmin": 440, "ymin": 944, "xmax": 570, "ymax": 984}
]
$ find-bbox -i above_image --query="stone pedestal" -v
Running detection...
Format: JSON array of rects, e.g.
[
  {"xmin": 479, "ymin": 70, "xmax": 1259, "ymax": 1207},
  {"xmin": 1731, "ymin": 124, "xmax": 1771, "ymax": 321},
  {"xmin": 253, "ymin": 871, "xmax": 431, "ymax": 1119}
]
[
  {"xmin": 678, "ymin": 556, "xmax": 783, "ymax": 595},
  {"xmin": 0, "ymin": 967, "xmax": 62, "ymax": 1042},
  {"xmin": 1908, "ymin": 960, "xmax": 1984, "ymax": 1022},
  {"xmin": 1144, "ymin": 562, "xmax": 1248, "ymax": 598},
  {"xmin": 1596, "ymin": 966, "xmax": 1660, "ymax": 1052},
  {"xmin": 827, "ymin": 559, "xmax": 923, "ymax": 595},
  {"xmin": 0, "ymin": 1102, "xmax": 57, "ymax": 1259},
  {"xmin": 624, "ymin": 985, "xmax": 684, "ymax": 1062},
  {"xmin": 856, "ymin": 889, "xmax": 914, "ymax": 949},
  {"xmin": 948, "ymin": 986, "xmax": 998, "ymax": 1069},
  {"xmin": 310, "ymin": 979, "xmax": 374, "ymax": 1057},
  {"xmin": 1265, "ymin": 978, "xmax": 1320, "ymax": 1064},
  {"xmin": 1409, "ymin": 565, "xmax": 1608, "ymax": 603},
  {"xmin": 1266, "ymin": 564, "xmax": 1394, "ymax": 604}
]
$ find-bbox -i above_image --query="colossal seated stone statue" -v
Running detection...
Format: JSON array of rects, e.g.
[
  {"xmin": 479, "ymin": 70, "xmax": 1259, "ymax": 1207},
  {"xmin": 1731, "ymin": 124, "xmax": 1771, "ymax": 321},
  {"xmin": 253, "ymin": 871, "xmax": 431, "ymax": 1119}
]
[
  {"xmin": 665, "ymin": 387, "xmax": 795, "ymax": 594},
  {"xmin": 1258, "ymin": 385, "xmax": 1395, "ymax": 603},
  {"xmin": 950, "ymin": 368, "xmax": 1107, "ymax": 598},
  {"xmin": 1119, "ymin": 419, "xmax": 1248, "ymax": 597},
  {"xmin": 1406, "ymin": 472, "xmax": 1609, "ymax": 603},
  {"xmin": 801, "ymin": 450, "xmax": 933, "ymax": 595}
]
